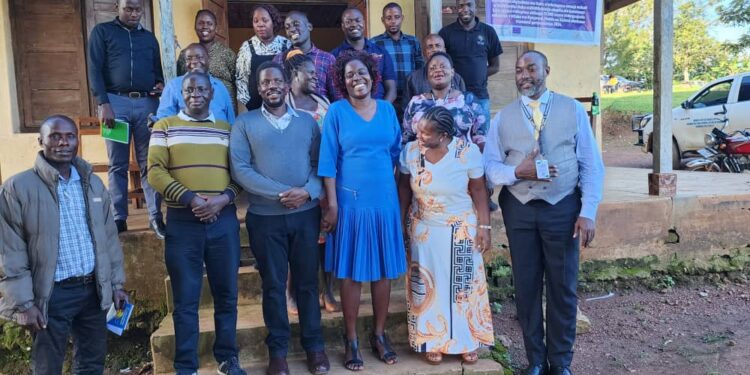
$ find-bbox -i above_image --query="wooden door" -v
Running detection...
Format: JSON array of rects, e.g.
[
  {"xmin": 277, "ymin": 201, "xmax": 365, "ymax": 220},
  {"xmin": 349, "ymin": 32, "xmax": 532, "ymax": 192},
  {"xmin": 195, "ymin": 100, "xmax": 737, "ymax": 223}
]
[
  {"xmin": 10, "ymin": 0, "xmax": 91, "ymax": 132},
  {"xmin": 202, "ymin": 0, "xmax": 229, "ymax": 44}
]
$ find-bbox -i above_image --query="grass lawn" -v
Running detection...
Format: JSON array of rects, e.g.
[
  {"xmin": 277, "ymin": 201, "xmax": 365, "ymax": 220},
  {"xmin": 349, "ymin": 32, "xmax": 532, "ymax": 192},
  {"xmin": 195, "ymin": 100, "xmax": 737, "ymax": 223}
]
[{"xmin": 601, "ymin": 84, "xmax": 701, "ymax": 114}]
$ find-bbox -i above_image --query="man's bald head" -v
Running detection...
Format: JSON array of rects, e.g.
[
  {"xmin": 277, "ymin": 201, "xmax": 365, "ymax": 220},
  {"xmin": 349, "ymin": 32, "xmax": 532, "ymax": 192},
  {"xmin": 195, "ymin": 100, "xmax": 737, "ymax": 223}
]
[
  {"xmin": 38, "ymin": 115, "xmax": 78, "ymax": 167},
  {"xmin": 116, "ymin": 0, "xmax": 144, "ymax": 29},
  {"xmin": 39, "ymin": 115, "xmax": 76, "ymax": 138},
  {"xmin": 518, "ymin": 50, "xmax": 549, "ymax": 69},
  {"xmin": 422, "ymin": 33, "xmax": 446, "ymax": 58}
]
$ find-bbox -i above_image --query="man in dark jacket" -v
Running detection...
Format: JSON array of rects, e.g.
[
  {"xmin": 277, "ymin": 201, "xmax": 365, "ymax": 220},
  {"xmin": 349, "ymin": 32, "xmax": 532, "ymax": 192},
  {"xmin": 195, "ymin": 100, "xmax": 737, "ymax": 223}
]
[
  {"xmin": 0, "ymin": 115, "xmax": 128, "ymax": 374},
  {"xmin": 87, "ymin": 0, "xmax": 165, "ymax": 238}
]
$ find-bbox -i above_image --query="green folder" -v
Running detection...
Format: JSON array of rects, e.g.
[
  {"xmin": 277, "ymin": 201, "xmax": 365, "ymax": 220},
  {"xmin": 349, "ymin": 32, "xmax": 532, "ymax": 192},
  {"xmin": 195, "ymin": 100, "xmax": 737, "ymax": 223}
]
[{"xmin": 101, "ymin": 119, "xmax": 130, "ymax": 144}]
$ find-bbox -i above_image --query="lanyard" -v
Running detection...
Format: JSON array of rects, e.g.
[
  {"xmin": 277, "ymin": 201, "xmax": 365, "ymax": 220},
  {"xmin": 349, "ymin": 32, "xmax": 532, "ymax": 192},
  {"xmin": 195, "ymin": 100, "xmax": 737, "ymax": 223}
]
[{"xmin": 520, "ymin": 92, "xmax": 554, "ymax": 155}]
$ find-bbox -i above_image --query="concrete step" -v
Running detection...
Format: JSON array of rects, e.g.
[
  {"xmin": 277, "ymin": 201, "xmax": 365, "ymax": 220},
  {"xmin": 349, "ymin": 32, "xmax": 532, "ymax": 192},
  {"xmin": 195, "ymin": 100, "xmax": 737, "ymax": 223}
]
[
  {"xmin": 176, "ymin": 347, "xmax": 502, "ymax": 375},
  {"xmin": 152, "ymin": 291, "xmax": 412, "ymax": 373},
  {"xmin": 164, "ymin": 267, "xmax": 406, "ymax": 313}
]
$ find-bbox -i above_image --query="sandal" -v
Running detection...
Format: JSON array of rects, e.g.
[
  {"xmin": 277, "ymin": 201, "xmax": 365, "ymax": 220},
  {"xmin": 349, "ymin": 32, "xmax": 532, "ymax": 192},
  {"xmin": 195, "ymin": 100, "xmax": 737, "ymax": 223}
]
[
  {"xmin": 342, "ymin": 335, "xmax": 364, "ymax": 371},
  {"xmin": 462, "ymin": 351, "xmax": 479, "ymax": 364},
  {"xmin": 370, "ymin": 333, "xmax": 398, "ymax": 365},
  {"xmin": 425, "ymin": 352, "xmax": 443, "ymax": 365}
]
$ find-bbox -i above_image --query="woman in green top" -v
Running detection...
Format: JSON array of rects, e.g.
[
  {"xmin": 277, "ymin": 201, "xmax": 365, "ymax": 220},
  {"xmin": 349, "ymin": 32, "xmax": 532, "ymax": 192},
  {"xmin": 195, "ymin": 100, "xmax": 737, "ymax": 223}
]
[{"xmin": 177, "ymin": 9, "xmax": 237, "ymax": 108}]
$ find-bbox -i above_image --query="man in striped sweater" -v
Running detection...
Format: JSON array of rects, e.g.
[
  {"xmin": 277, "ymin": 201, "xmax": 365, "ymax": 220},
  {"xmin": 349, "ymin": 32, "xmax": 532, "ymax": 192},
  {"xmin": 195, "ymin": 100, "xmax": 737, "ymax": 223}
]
[{"xmin": 147, "ymin": 72, "xmax": 245, "ymax": 375}]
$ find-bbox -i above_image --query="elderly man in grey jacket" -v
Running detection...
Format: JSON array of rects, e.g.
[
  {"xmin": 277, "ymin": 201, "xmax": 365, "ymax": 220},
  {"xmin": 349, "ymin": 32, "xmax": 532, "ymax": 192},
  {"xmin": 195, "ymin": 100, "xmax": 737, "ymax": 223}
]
[{"xmin": 0, "ymin": 115, "xmax": 128, "ymax": 374}]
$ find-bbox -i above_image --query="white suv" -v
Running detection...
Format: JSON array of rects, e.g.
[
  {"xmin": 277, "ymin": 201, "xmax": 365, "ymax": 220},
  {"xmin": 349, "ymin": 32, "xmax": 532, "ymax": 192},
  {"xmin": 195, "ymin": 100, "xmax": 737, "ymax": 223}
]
[{"xmin": 632, "ymin": 72, "xmax": 750, "ymax": 169}]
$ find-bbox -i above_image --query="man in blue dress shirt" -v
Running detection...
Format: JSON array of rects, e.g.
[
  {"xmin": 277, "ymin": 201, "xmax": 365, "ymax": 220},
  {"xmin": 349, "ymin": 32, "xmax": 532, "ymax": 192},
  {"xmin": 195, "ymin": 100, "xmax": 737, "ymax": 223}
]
[
  {"xmin": 372, "ymin": 2, "xmax": 423, "ymax": 118},
  {"xmin": 483, "ymin": 50, "xmax": 604, "ymax": 375},
  {"xmin": 156, "ymin": 43, "xmax": 235, "ymax": 124},
  {"xmin": 330, "ymin": 7, "xmax": 397, "ymax": 102}
]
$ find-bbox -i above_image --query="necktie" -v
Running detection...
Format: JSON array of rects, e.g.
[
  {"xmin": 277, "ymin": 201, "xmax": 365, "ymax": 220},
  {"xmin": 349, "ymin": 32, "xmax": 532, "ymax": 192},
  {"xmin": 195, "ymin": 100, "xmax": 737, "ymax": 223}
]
[{"xmin": 528, "ymin": 100, "xmax": 543, "ymax": 141}]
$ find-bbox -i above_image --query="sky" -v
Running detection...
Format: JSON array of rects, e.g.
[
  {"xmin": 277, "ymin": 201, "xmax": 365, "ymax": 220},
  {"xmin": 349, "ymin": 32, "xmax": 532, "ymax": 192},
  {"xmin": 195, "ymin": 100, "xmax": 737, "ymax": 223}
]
[{"xmin": 708, "ymin": 1, "xmax": 744, "ymax": 43}]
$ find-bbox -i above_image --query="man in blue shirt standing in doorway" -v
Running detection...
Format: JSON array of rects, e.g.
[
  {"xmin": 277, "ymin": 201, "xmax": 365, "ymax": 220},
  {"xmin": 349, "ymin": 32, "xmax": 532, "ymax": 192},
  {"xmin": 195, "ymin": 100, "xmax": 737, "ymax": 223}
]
[{"xmin": 372, "ymin": 2, "xmax": 423, "ymax": 119}]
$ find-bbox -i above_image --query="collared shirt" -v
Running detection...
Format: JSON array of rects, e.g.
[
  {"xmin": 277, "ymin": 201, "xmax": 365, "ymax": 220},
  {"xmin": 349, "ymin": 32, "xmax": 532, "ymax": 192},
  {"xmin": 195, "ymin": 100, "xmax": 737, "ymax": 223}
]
[
  {"xmin": 236, "ymin": 35, "xmax": 292, "ymax": 106},
  {"xmin": 439, "ymin": 18, "xmax": 502, "ymax": 99},
  {"xmin": 87, "ymin": 17, "xmax": 164, "ymax": 105},
  {"xmin": 483, "ymin": 90, "xmax": 605, "ymax": 220},
  {"xmin": 55, "ymin": 167, "xmax": 96, "ymax": 281},
  {"xmin": 155, "ymin": 73, "xmax": 235, "ymax": 124},
  {"xmin": 177, "ymin": 42, "xmax": 238, "ymax": 108},
  {"xmin": 330, "ymin": 38, "xmax": 397, "ymax": 100},
  {"xmin": 261, "ymin": 105, "xmax": 299, "ymax": 131},
  {"xmin": 273, "ymin": 45, "xmax": 336, "ymax": 100},
  {"xmin": 372, "ymin": 32, "xmax": 424, "ymax": 98},
  {"xmin": 178, "ymin": 110, "xmax": 216, "ymax": 123}
]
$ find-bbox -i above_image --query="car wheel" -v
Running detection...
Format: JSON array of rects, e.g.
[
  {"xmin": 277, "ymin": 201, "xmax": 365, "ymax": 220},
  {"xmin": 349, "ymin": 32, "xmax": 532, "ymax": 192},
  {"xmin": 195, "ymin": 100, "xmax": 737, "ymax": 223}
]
[{"xmin": 672, "ymin": 140, "xmax": 681, "ymax": 170}]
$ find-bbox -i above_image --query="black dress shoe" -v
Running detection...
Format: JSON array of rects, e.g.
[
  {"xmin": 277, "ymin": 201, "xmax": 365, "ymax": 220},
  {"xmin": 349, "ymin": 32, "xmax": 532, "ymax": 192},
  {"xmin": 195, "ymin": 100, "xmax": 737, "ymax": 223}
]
[
  {"xmin": 550, "ymin": 366, "xmax": 572, "ymax": 375},
  {"xmin": 525, "ymin": 363, "xmax": 549, "ymax": 375},
  {"xmin": 115, "ymin": 219, "xmax": 127, "ymax": 233},
  {"xmin": 149, "ymin": 219, "xmax": 166, "ymax": 240}
]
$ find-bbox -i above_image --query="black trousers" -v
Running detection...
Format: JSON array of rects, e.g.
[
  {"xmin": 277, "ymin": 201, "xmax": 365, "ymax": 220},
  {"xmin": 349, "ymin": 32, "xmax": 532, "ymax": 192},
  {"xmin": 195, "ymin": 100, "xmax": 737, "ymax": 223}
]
[
  {"xmin": 499, "ymin": 188, "xmax": 581, "ymax": 367},
  {"xmin": 32, "ymin": 281, "xmax": 107, "ymax": 375},
  {"xmin": 246, "ymin": 207, "xmax": 324, "ymax": 358}
]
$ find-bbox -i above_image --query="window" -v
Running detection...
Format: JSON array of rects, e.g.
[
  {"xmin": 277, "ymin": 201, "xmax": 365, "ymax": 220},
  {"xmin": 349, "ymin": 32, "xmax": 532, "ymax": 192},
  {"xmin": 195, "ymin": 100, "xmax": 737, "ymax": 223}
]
[
  {"xmin": 738, "ymin": 76, "xmax": 750, "ymax": 103},
  {"xmin": 692, "ymin": 80, "xmax": 732, "ymax": 108}
]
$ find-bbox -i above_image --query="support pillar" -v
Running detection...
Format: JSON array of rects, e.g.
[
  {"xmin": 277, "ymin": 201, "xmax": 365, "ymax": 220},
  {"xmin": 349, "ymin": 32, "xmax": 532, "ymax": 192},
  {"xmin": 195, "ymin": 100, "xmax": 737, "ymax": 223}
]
[
  {"xmin": 429, "ymin": 0, "xmax": 442, "ymax": 33},
  {"xmin": 159, "ymin": 0, "xmax": 176, "ymax": 82},
  {"xmin": 649, "ymin": 0, "xmax": 676, "ymax": 197}
]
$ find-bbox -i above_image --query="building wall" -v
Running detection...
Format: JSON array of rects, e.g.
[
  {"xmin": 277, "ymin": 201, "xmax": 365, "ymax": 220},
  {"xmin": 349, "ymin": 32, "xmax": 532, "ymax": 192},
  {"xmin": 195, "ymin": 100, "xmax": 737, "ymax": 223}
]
[
  {"xmin": 0, "ymin": 1, "xmax": 42, "ymax": 181},
  {"xmin": 534, "ymin": 43, "xmax": 601, "ymax": 99}
]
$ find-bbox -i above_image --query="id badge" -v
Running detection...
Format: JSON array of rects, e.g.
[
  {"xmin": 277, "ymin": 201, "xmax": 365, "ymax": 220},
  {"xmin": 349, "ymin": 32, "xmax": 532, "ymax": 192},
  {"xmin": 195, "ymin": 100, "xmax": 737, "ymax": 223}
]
[{"xmin": 535, "ymin": 159, "xmax": 550, "ymax": 179}]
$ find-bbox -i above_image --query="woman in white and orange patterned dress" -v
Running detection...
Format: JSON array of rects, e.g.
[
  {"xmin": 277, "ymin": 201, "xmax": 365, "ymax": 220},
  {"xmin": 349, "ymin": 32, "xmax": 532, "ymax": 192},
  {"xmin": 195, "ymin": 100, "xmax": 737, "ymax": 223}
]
[{"xmin": 397, "ymin": 106, "xmax": 494, "ymax": 365}]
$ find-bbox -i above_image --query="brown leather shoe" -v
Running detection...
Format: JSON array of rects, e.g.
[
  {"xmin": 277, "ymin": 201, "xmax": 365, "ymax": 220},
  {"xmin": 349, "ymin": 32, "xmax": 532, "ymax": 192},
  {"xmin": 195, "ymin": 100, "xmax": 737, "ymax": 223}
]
[
  {"xmin": 306, "ymin": 351, "xmax": 330, "ymax": 375},
  {"xmin": 266, "ymin": 357, "xmax": 289, "ymax": 375}
]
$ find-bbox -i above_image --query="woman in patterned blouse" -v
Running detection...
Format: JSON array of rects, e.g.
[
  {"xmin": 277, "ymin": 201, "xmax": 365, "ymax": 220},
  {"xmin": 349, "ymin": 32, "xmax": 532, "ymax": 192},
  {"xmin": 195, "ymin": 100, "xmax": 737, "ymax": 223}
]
[
  {"xmin": 235, "ymin": 4, "xmax": 292, "ymax": 111},
  {"xmin": 176, "ymin": 9, "xmax": 238, "ymax": 109},
  {"xmin": 402, "ymin": 52, "xmax": 488, "ymax": 150}
]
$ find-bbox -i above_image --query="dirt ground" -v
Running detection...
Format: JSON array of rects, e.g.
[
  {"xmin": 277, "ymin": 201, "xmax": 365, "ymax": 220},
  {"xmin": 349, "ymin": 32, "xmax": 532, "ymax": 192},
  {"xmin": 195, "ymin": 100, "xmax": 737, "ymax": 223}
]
[
  {"xmin": 601, "ymin": 112, "xmax": 652, "ymax": 168},
  {"xmin": 493, "ymin": 278, "xmax": 750, "ymax": 375}
]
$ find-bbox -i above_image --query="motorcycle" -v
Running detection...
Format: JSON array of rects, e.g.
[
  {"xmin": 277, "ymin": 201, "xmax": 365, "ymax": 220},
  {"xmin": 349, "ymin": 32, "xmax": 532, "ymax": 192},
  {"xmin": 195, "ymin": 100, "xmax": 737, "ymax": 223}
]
[{"xmin": 685, "ymin": 105, "xmax": 750, "ymax": 173}]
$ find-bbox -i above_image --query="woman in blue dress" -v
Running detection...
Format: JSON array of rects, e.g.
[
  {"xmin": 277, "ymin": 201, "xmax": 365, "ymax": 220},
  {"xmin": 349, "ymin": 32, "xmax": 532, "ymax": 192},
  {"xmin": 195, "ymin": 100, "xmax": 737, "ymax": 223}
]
[{"xmin": 318, "ymin": 50, "xmax": 406, "ymax": 371}]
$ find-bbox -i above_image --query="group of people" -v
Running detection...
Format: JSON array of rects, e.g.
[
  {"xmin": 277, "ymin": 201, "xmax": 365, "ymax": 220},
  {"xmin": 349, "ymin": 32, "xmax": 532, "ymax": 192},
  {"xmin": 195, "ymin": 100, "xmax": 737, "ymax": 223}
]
[{"xmin": 0, "ymin": 1, "xmax": 605, "ymax": 375}]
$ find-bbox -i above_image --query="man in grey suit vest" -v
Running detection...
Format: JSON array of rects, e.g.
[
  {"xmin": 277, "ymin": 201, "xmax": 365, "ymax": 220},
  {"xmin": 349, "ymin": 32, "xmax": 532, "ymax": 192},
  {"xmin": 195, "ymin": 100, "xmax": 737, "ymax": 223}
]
[{"xmin": 484, "ymin": 51, "xmax": 604, "ymax": 375}]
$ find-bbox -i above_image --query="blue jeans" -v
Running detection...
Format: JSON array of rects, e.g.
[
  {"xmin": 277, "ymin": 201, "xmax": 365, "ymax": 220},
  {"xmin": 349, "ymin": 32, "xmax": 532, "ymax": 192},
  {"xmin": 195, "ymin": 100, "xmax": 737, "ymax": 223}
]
[
  {"xmin": 246, "ymin": 207, "xmax": 324, "ymax": 358},
  {"xmin": 32, "ymin": 281, "xmax": 107, "ymax": 375},
  {"xmin": 165, "ymin": 205, "xmax": 241, "ymax": 372},
  {"xmin": 105, "ymin": 93, "xmax": 161, "ymax": 221}
]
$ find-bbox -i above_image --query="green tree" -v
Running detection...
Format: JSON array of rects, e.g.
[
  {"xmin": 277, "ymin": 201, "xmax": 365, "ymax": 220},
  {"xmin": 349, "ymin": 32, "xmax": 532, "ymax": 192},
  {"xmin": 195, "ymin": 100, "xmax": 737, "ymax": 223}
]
[
  {"xmin": 673, "ymin": 1, "xmax": 721, "ymax": 82},
  {"xmin": 717, "ymin": 0, "xmax": 750, "ymax": 51},
  {"xmin": 602, "ymin": 0, "xmax": 653, "ymax": 81}
]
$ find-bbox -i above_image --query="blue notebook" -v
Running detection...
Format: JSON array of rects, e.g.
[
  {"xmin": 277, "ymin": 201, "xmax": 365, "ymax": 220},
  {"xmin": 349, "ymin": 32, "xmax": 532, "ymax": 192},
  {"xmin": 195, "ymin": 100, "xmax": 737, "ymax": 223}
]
[{"xmin": 106, "ymin": 302, "xmax": 134, "ymax": 336}]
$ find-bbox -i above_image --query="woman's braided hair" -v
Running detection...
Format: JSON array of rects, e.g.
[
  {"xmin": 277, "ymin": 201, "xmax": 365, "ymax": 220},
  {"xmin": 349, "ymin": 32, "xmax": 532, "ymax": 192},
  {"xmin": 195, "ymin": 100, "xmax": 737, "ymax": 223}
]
[{"xmin": 421, "ymin": 106, "xmax": 457, "ymax": 138}]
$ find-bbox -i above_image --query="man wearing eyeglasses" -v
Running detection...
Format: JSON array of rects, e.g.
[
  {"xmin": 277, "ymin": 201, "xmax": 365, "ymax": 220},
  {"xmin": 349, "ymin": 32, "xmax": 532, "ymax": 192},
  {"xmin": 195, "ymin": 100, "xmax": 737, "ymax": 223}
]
[
  {"xmin": 147, "ymin": 72, "xmax": 245, "ymax": 375},
  {"xmin": 155, "ymin": 43, "xmax": 235, "ymax": 124}
]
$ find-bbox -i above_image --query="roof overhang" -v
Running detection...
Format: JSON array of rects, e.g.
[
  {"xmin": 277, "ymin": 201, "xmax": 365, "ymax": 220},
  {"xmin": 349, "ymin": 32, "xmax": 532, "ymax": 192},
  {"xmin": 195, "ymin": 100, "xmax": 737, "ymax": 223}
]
[{"xmin": 605, "ymin": 0, "xmax": 641, "ymax": 14}]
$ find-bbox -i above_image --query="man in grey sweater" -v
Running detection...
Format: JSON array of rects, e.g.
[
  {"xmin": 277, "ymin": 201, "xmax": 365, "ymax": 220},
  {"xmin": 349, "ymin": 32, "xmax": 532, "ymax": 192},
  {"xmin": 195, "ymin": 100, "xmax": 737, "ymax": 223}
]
[{"xmin": 230, "ymin": 61, "xmax": 329, "ymax": 375}]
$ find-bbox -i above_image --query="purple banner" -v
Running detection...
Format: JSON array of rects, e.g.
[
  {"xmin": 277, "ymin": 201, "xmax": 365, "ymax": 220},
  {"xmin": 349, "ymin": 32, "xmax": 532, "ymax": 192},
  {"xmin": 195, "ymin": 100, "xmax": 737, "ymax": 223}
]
[{"xmin": 486, "ymin": 0, "xmax": 602, "ymax": 45}]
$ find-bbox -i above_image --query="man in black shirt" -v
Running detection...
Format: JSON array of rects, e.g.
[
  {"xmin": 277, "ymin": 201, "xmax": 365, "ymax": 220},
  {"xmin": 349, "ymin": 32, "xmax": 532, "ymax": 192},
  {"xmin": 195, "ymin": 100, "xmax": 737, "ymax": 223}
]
[
  {"xmin": 439, "ymin": 0, "xmax": 502, "ymax": 122},
  {"xmin": 87, "ymin": 0, "xmax": 165, "ymax": 238}
]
